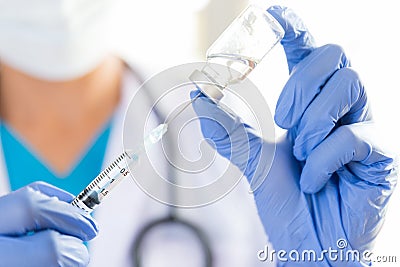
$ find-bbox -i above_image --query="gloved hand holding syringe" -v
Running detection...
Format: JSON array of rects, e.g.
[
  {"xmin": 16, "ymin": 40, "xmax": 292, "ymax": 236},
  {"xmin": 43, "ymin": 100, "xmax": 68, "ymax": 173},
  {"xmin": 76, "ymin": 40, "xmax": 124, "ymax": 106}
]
[{"xmin": 72, "ymin": 5, "xmax": 283, "ymax": 212}]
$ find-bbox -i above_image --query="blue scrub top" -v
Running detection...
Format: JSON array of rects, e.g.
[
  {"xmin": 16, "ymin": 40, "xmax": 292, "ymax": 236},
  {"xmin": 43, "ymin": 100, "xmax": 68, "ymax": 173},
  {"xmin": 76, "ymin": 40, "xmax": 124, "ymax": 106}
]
[{"xmin": 0, "ymin": 121, "xmax": 112, "ymax": 196}]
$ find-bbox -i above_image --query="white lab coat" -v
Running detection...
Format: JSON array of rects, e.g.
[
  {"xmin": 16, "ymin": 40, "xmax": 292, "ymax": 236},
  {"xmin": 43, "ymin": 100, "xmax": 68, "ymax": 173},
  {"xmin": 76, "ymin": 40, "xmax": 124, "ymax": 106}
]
[{"xmin": 0, "ymin": 67, "xmax": 274, "ymax": 267}]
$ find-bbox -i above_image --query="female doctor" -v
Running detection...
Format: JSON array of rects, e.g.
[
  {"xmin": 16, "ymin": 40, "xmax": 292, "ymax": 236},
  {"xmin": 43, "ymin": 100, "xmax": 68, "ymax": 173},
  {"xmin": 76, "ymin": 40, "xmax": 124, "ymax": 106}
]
[{"xmin": 0, "ymin": 0, "xmax": 269, "ymax": 266}]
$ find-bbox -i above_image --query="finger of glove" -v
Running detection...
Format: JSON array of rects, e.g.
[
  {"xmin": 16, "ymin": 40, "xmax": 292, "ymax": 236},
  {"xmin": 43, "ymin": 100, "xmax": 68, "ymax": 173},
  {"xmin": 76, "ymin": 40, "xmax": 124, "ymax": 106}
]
[
  {"xmin": 0, "ymin": 230, "xmax": 89, "ymax": 267},
  {"xmin": 293, "ymin": 68, "xmax": 371, "ymax": 161},
  {"xmin": 0, "ymin": 186, "xmax": 98, "ymax": 240},
  {"xmin": 267, "ymin": 5, "xmax": 317, "ymax": 73},
  {"xmin": 300, "ymin": 124, "xmax": 372, "ymax": 193},
  {"xmin": 191, "ymin": 90, "xmax": 256, "ymax": 175},
  {"xmin": 191, "ymin": 90, "xmax": 240, "ymax": 145},
  {"xmin": 27, "ymin": 181, "xmax": 74, "ymax": 202},
  {"xmin": 275, "ymin": 44, "xmax": 351, "ymax": 129},
  {"xmin": 342, "ymin": 123, "xmax": 397, "ymax": 186}
]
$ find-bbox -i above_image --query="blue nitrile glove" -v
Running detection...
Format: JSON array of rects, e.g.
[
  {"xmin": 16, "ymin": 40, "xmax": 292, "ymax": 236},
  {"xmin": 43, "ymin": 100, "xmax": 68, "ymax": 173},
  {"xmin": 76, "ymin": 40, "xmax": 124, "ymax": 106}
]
[
  {"xmin": 0, "ymin": 181, "xmax": 99, "ymax": 267},
  {"xmin": 191, "ymin": 5, "xmax": 397, "ymax": 266},
  {"xmin": 191, "ymin": 92, "xmax": 334, "ymax": 266},
  {"xmin": 269, "ymin": 5, "xmax": 397, "ymax": 255}
]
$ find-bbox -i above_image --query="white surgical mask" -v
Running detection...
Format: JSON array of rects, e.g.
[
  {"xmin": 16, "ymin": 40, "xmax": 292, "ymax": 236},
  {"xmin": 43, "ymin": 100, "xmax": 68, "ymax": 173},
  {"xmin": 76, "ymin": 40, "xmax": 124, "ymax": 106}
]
[{"xmin": 0, "ymin": 0, "xmax": 114, "ymax": 81}]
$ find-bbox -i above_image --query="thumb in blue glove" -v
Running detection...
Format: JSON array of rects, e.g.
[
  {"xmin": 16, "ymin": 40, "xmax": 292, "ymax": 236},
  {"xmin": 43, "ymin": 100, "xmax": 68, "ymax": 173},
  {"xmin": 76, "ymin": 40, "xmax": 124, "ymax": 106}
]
[{"xmin": 0, "ymin": 181, "xmax": 99, "ymax": 267}]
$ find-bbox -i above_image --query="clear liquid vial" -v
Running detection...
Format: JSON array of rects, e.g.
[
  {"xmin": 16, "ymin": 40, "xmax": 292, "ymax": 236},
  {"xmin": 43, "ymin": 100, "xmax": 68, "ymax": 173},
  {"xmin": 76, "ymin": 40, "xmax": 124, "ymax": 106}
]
[{"xmin": 190, "ymin": 5, "xmax": 284, "ymax": 102}]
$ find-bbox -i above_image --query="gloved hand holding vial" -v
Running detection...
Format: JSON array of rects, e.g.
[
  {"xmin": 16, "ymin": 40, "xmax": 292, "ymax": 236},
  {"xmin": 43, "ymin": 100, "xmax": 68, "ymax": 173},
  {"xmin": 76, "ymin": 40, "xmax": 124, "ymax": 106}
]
[{"xmin": 191, "ymin": 5, "xmax": 398, "ymax": 266}]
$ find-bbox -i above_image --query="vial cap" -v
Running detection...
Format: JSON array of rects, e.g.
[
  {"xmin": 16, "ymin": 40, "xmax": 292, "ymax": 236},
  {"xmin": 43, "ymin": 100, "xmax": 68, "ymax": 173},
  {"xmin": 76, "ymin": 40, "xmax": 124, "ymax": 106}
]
[{"xmin": 189, "ymin": 69, "xmax": 224, "ymax": 103}]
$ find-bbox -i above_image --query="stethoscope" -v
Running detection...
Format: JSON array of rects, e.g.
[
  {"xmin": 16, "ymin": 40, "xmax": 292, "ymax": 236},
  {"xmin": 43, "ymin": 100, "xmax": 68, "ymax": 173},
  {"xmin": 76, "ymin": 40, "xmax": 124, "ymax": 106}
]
[{"xmin": 128, "ymin": 66, "xmax": 213, "ymax": 267}]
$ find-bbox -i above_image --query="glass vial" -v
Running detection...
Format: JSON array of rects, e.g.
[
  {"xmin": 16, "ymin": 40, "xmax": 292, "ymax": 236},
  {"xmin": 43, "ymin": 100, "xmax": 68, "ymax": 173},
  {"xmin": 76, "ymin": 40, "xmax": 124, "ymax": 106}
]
[{"xmin": 190, "ymin": 5, "xmax": 284, "ymax": 102}]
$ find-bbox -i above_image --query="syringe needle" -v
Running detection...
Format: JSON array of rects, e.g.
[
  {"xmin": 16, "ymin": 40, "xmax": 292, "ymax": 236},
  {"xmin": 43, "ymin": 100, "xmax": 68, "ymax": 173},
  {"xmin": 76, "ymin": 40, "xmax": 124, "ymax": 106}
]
[
  {"xmin": 165, "ymin": 93, "xmax": 201, "ymax": 125},
  {"xmin": 71, "ymin": 94, "xmax": 199, "ymax": 213},
  {"xmin": 71, "ymin": 123, "xmax": 169, "ymax": 213}
]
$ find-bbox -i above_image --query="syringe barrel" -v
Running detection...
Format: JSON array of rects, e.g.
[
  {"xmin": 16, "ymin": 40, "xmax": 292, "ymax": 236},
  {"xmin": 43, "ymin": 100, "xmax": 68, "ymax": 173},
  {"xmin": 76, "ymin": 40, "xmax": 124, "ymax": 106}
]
[
  {"xmin": 71, "ymin": 123, "xmax": 167, "ymax": 212},
  {"xmin": 71, "ymin": 151, "xmax": 135, "ymax": 213}
]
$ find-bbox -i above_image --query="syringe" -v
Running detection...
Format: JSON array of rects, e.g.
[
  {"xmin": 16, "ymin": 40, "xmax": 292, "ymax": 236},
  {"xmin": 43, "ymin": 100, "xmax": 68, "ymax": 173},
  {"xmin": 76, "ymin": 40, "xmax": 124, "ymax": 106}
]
[
  {"xmin": 71, "ymin": 91, "xmax": 202, "ymax": 213},
  {"xmin": 71, "ymin": 123, "xmax": 168, "ymax": 213}
]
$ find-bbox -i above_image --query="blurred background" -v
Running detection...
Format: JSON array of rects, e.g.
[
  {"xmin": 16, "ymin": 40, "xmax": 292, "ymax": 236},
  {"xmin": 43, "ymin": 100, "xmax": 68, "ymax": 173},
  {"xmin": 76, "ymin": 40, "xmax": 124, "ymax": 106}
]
[{"xmin": 109, "ymin": 0, "xmax": 399, "ymax": 262}]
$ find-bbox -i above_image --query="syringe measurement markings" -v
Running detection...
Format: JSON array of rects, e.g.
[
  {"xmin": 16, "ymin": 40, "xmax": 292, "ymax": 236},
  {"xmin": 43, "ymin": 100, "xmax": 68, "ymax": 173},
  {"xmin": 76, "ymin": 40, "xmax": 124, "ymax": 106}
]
[
  {"xmin": 96, "ymin": 181, "xmax": 101, "ymax": 190},
  {"xmin": 124, "ymin": 151, "xmax": 131, "ymax": 160},
  {"xmin": 76, "ymin": 154, "xmax": 126, "ymax": 201},
  {"xmin": 72, "ymin": 123, "xmax": 168, "ymax": 212}
]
